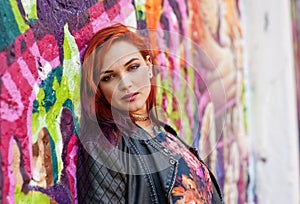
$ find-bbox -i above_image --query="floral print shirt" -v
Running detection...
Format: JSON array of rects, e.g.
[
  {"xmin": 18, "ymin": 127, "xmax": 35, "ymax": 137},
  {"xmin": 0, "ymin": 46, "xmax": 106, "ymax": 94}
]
[{"xmin": 155, "ymin": 128, "xmax": 214, "ymax": 204}]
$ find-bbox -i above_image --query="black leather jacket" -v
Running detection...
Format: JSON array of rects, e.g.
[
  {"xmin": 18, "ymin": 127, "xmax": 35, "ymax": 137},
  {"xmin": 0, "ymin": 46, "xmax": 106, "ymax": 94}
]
[{"xmin": 77, "ymin": 124, "xmax": 223, "ymax": 204}]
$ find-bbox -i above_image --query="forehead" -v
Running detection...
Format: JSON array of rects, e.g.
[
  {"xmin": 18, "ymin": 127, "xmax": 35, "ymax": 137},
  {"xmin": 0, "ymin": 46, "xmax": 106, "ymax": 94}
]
[{"xmin": 101, "ymin": 41, "xmax": 142, "ymax": 70}]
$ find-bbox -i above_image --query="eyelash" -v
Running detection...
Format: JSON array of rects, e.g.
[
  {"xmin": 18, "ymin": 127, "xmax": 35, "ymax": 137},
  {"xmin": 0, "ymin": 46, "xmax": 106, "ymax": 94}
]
[
  {"xmin": 101, "ymin": 75, "xmax": 114, "ymax": 82},
  {"xmin": 128, "ymin": 64, "xmax": 140, "ymax": 71},
  {"xmin": 100, "ymin": 64, "xmax": 140, "ymax": 82}
]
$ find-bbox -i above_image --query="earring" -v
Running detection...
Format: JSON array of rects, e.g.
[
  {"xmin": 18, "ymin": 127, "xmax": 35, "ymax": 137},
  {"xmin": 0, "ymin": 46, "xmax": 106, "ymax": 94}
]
[{"xmin": 149, "ymin": 72, "xmax": 153, "ymax": 78}]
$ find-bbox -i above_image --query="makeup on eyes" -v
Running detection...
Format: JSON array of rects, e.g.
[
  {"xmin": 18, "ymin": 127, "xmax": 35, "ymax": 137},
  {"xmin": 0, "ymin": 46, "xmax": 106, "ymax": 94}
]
[{"xmin": 100, "ymin": 58, "xmax": 141, "ymax": 82}]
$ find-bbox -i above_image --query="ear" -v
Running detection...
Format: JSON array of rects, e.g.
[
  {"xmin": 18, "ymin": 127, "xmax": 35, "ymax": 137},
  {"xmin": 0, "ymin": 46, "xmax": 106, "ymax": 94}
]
[
  {"xmin": 148, "ymin": 66, "xmax": 153, "ymax": 77},
  {"xmin": 145, "ymin": 55, "xmax": 153, "ymax": 78},
  {"xmin": 146, "ymin": 55, "xmax": 152, "ymax": 66}
]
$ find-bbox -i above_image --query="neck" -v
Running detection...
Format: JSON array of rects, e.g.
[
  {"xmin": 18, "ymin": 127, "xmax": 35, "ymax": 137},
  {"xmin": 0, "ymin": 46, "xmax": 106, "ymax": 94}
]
[
  {"xmin": 130, "ymin": 110, "xmax": 149, "ymax": 120},
  {"xmin": 131, "ymin": 115, "xmax": 150, "ymax": 121},
  {"xmin": 130, "ymin": 113, "xmax": 152, "ymax": 127}
]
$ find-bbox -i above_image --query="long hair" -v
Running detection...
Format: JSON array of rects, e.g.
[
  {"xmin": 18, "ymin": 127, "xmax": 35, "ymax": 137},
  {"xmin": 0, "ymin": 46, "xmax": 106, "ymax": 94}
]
[{"xmin": 80, "ymin": 24, "xmax": 158, "ymax": 145}]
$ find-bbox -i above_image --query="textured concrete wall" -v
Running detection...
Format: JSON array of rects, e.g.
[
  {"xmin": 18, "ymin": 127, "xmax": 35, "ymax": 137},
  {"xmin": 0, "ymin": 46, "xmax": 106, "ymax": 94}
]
[
  {"xmin": 242, "ymin": 0, "xmax": 300, "ymax": 203},
  {"xmin": 0, "ymin": 0, "xmax": 247, "ymax": 203},
  {"xmin": 292, "ymin": 1, "xmax": 300, "ymax": 193}
]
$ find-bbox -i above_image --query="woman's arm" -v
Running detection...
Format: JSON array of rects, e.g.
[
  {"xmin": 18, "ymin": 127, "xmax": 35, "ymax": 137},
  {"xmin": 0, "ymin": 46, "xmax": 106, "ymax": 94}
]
[{"xmin": 76, "ymin": 144, "xmax": 127, "ymax": 204}]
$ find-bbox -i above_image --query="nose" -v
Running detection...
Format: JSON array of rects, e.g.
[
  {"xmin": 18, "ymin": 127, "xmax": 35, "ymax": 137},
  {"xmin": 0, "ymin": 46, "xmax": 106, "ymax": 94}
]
[{"xmin": 118, "ymin": 73, "xmax": 132, "ymax": 91}]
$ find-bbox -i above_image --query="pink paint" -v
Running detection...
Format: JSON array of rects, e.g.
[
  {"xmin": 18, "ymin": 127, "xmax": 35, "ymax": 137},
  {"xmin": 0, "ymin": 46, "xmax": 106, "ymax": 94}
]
[
  {"xmin": 216, "ymin": 134, "xmax": 236, "ymax": 148},
  {"xmin": 14, "ymin": 29, "xmax": 35, "ymax": 60},
  {"xmin": 73, "ymin": 24, "xmax": 94, "ymax": 51},
  {"xmin": 27, "ymin": 90, "xmax": 36, "ymax": 148},
  {"xmin": 92, "ymin": 13, "xmax": 111, "ymax": 33},
  {"xmin": 156, "ymin": 19, "xmax": 169, "ymax": 82},
  {"xmin": 157, "ymin": 52, "xmax": 169, "ymax": 79},
  {"xmin": 37, "ymin": 35, "xmax": 60, "ymax": 62},
  {"xmin": 29, "ymin": 42, "xmax": 40, "ymax": 57},
  {"xmin": 7, "ymin": 138, "xmax": 16, "ymax": 204},
  {"xmin": 176, "ymin": 0, "xmax": 188, "ymax": 35},
  {"xmin": 29, "ymin": 41, "xmax": 57, "ymax": 82},
  {"xmin": 185, "ymin": 97, "xmax": 194, "ymax": 127},
  {"xmin": 106, "ymin": 1, "xmax": 121, "ymax": 21},
  {"xmin": 89, "ymin": 2, "xmax": 105, "ymax": 21},
  {"xmin": 157, "ymin": 28, "xmax": 167, "ymax": 51},
  {"xmin": 163, "ymin": 0, "xmax": 181, "ymax": 93},
  {"xmin": 215, "ymin": 98, "xmax": 236, "ymax": 118},
  {"xmin": 1, "ymin": 72, "xmax": 24, "ymax": 122},
  {"xmin": 162, "ymin": 93, "xmax": 168, "ymax": 112},
  {"xmin": 18, "ymin": 59, "xmax": 36, "ymax": 88},
  {"xmin": 1, "ymin": 33, "xmax": 59, "ymax": 203},
  {"xmin": 179, "ymin": 0, "xmax": 190, "ymax": 73},
  {"xmin": 66, "ymin": 135, "xmax": 78, "ymax": 204},
  {"xmin": 118, "ymin": 0, "xmax": 135, "ymax": 21},
  {"xmin": 49, "ymin": 56, "xmax": 60, "ymax": 69},
  {"xmin": 199, "ymin": 90, "xmax": 210, "ymax": 121},
  {"xmin": 0, "ymin": 52, "xmax": 8, "ymax": 76}
]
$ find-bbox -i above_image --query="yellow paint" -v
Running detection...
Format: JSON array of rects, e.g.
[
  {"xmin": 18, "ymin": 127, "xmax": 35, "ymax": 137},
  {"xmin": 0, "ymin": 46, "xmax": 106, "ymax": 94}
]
[
  {"xmin": 9, "ymin": 0, "xmax": 30, "ymax": 33},
  {"xmin": 20, "ymin": 0, "xmax": 38, "ymax": 21},
  {"xmin": 15, "ymin": 185, "xmax": 50, "ymax": 204}
]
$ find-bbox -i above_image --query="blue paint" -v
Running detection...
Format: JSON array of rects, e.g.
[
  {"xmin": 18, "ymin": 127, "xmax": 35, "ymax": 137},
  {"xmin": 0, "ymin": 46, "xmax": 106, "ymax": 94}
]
[
  {"xmin": 46, "ymin": 129, "xmax": 59, "ymax": 185},
  {"xmin": 0, "ymin": 0, "xmax": 21, "ymax": 51},
  {"xmin": 39, "ymin": 66, "xmax": 62, "ymax": 112}
]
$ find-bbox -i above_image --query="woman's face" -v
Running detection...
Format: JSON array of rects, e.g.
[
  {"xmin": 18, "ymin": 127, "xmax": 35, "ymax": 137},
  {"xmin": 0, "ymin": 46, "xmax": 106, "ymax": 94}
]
[{"xmin": 98, "ymin": 40, "xmax": 153, "ymax": 116}]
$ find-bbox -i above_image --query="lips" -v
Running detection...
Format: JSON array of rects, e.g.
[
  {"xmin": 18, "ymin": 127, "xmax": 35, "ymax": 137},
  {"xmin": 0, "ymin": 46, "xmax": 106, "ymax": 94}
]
[{"xmin": 121, "ymin": 92, "xmax": 139, "ymax": 102}]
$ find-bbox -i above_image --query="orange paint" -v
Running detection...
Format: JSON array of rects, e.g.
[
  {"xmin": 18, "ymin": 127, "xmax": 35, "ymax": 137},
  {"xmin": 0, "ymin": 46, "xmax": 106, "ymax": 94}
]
[{"xmin": 145, "ymin": 0, "xmax": 163, "ymax": 58}]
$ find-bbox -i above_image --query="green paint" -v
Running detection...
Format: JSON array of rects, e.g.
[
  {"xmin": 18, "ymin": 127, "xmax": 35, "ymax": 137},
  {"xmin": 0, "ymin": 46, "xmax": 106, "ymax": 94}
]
[
  {"xmin": 134, "ymin": 0, "xmax": 146, "ymax": 20},
  {"xmin": 20, "ymin": 0, "xmax": 38, "ymax": 23},
  {"xmin": 9, "ymin": 0, "xmax": 29, "ymax": 33},
  {"xmin": 47, "ymin": 129, "xmax": 59, "ymax": 184},
  {"xmin": 0, "ymin": 0, "xmax": 21, "ymax": 50},
  {"xmin": 31, "ymin": 25, "xmax": 81, "ymax": 185},
  {"xmin": 63, "ymin": 24, "xmax": 81, "ymax": 124},
  {"xmin": 15, "ymin": 185, "xmax": 50, "ymax": 203},
  {"xmin": 63, "ymin": 32, "xmax": 72, "ymax": 60},
  {"xmin": 32, "ymin": 67, "xmax": 66, "ymax": 183},
  {"xmin": 155, "ymin": 72, "xmax": 163, "ymax": 107},
  {"xmin": 39, "ymin": 66, "xmax": 62, "ymax": 112},
  {"xmin": 30, "ymin": 4, "xmax": 37, "ymax": 20},
  {"xmin": 180, "ymin": 66, "xmax": 194, "ymax": 143},
  {"xmin": 32, "ymin": 89, "xmax": 46, "ymax": 143},
  {"xmin": 63, "ymin": 99, "xmax": 73, "ymax": 112},
  {"xmin": 32, "ymin": 99, "xmax": 39, "ymax": 113}
]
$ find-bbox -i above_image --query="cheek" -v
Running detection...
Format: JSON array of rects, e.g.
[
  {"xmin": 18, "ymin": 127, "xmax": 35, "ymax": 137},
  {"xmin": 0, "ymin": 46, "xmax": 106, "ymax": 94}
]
[
  {"xmin": 99, "ymin": 84, "xmax": 115, "ymax": 103},
  {"xmin": 136, "ymin": 69, "xmax": 151, "ymax": 86}
]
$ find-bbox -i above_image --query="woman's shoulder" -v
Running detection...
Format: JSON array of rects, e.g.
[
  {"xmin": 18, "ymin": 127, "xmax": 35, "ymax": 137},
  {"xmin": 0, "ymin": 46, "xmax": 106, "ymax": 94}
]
[
  {"xmin": 158, "ymin": 121, "xmax": 193, "ymax": 149},
  {"xmin": 158, "ymin": 121, "xmax": 178, "ymax": 136}
]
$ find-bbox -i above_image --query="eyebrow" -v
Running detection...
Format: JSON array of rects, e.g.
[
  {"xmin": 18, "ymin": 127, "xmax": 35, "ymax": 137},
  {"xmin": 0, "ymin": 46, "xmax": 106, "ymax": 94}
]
[
  {"xmin": 99, "ymin": 70, "xmax": 114, "ymax": 75},
  {"xmin": 124, "ymin": 57, "xmax": 139, "ymax": 67},
  {"xmin": 100, "ymin": 58, "xmax": 140, "ymax": 75}
]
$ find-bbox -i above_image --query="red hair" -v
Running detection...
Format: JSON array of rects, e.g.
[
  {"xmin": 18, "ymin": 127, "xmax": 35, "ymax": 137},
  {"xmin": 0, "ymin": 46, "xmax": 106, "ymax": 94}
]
[{"xmin": 80, "ymin": 24, "xmax": 157, "ymax": 143}]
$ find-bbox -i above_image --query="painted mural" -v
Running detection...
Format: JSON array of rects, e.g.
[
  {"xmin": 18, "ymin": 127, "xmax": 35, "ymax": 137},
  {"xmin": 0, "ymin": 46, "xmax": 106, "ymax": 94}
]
[{"xmin": 0, "ymin": 0, "xmax": 248, "ymax": 203}]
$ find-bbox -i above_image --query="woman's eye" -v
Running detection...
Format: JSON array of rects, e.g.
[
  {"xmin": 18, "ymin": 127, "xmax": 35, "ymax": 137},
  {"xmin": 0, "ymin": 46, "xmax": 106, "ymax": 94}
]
[
  {"xmin": 128, "ymin": 64, "xmax": 140, "ymax": 71},
  {"xmin": 101, "ymin": 75, "xmax": 114, "ymax": 82}
]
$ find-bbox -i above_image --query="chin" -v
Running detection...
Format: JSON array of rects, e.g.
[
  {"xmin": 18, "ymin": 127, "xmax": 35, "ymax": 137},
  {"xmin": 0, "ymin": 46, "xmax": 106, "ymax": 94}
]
[
  {"xmin": 128, "ymin": 103, "xmax": 146, "ymax": 113},
  {"xmin": 113, "ymin": 99, "xmax": 147, "ymax": 114}
]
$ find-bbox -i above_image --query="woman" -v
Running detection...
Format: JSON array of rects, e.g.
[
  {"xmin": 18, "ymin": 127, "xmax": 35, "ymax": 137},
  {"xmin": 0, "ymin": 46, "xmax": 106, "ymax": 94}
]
[{"xmin": 77, "ymin": 23, "xmax": 222, "ymax": 204}]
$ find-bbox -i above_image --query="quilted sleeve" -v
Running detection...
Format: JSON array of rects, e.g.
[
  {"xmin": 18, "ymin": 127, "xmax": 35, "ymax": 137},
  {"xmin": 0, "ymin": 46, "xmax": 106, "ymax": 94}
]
[{"xmin": 76, "ymin": 144, "xmax": 127, "ymax": 204}]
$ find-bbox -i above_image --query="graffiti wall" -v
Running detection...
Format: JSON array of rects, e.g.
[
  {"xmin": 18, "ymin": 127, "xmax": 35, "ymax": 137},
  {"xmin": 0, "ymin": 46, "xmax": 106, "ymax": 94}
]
[{"xmin": 0, "ymin": 0, "xmax": 248, "ymax": 203}]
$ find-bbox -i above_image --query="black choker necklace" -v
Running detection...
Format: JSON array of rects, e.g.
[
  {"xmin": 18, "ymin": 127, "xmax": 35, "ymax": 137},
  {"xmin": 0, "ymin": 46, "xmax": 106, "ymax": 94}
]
[{"xmin": 131, "ymin": 115, "xmax": 150, "ymax": 121}]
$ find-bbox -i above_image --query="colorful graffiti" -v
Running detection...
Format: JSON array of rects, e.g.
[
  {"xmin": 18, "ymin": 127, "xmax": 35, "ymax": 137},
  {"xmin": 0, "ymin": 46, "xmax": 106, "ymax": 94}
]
[{"xmin": 0, "ymin": 0, "xmax": 248, "ymax": 203}]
